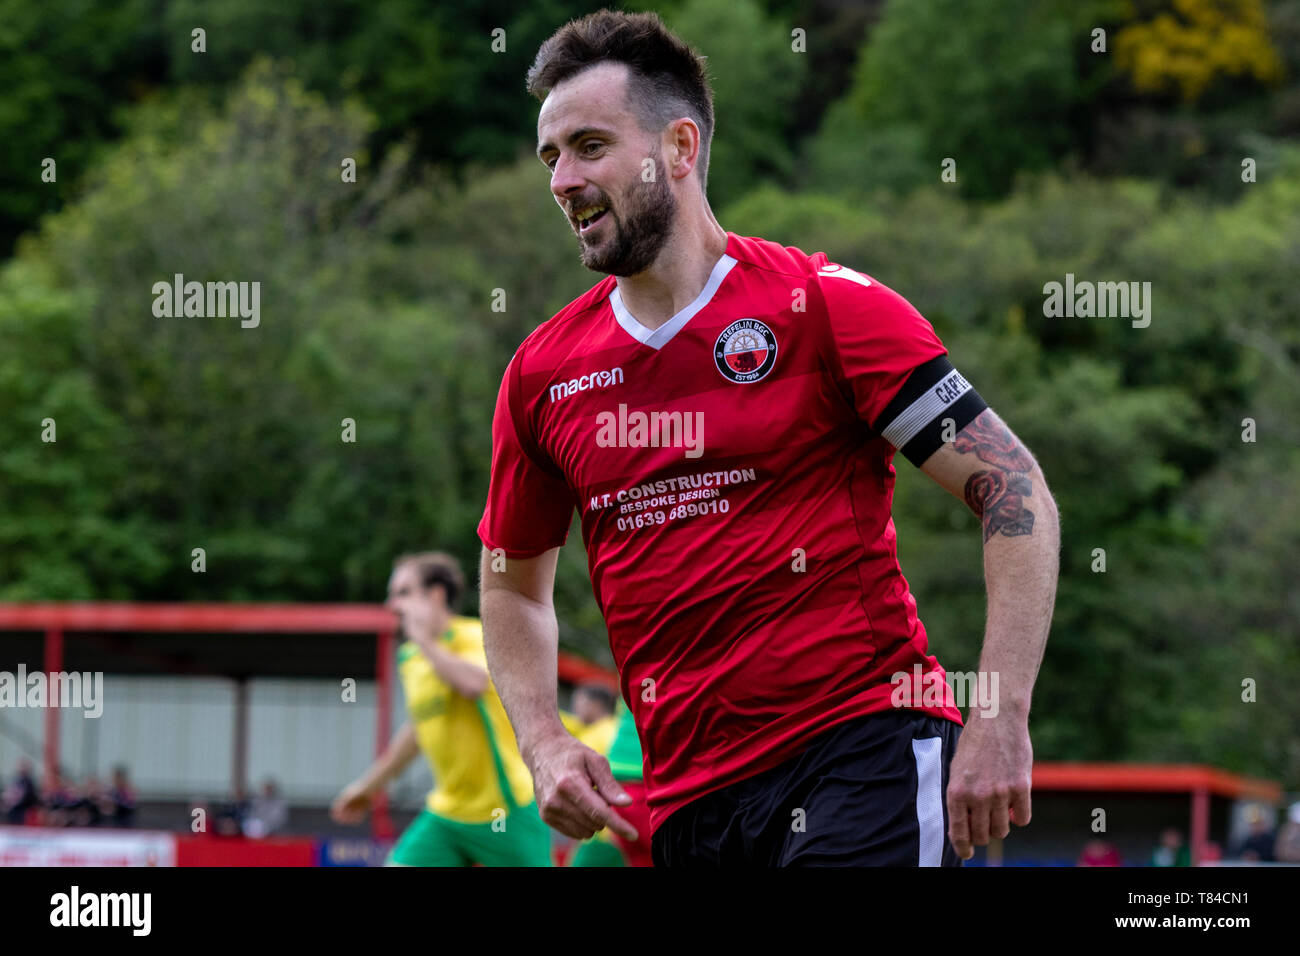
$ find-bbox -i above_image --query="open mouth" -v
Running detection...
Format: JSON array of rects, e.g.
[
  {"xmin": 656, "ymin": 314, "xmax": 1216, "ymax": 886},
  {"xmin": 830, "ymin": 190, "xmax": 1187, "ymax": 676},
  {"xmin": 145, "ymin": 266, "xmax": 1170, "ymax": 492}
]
[{"xmin": 576, "ymin": 206, "xmax": 609, "ymax": 233}]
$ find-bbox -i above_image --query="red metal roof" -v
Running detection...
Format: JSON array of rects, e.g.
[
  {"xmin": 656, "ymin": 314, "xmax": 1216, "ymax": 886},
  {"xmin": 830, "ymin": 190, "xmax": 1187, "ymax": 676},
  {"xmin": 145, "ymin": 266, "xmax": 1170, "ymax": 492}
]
[
  {"xmin": 1032, "ymin": 762, "xmax": 1281, "ymax": 801},
  {"xmin": 0, "ymin": 602, "xmax": 618, "ymax": 689},
  {"xmin": 0, "ymin": 602, "xmax": 396, "ymax": 633}
]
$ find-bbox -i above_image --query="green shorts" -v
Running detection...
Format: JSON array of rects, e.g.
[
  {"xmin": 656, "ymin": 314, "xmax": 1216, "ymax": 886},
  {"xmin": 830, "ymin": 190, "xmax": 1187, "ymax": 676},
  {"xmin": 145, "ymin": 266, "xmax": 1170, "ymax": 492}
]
[
  {"xmin": 386, "ymin": 803, "xmax": 553, "ymax": 867},
  {"xmin": 568, "ymin": 836, "xmax": 626, "ymax": 867}
]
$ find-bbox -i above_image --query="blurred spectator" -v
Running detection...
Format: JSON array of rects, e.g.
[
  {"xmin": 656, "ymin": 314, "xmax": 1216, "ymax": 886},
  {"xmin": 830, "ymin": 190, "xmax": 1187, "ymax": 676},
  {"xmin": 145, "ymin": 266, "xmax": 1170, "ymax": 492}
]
[
  {"xmin": 43, "ymin": 775, "xmax": 76, "ymax": 827},
  {"xmin": 1150, "ymin": 827, "xmax": 1190, "ymax": 867},
  {"xmin": 214, "ymin": 787, "xmax": 247, "ymax": 836},
  {"xmin": 1229, "ymin": 807, "xmax": 1276, "ymax": 862},
  {"xmin": 242, "ymin": 778, "xmax": 288, "ymax": 838},
  {"xmin": 215, "ymin": 807, "xmax": 243, "ymax": 835},
  {"xmin": 2, "ymin": 760, "xmax": 40, "ymax": 824},
  {"xmin": 109, "ymin": 765, "xmax": 137, "ymax": 828},
  {"xmin": 572, "ymin": 683, "xmax": 617, "ymax": 725},
  {"xmin": 1077, "ymin": 838, "xmax": 1123, "ymax": 866},
  {"xmin": 1273, "ymin": 802, "xmax": 1300, "ymax": 863},
  {"xmin": 69, "ymin": 776, "xmax": 106, "ymax": 828},
  {"xmin": 2, "ymin": 758, "xmax": 41, "ymax": 825},
  {"xmin": 91, "ymin": 775, "xmax": 118, "ymax": 823}
]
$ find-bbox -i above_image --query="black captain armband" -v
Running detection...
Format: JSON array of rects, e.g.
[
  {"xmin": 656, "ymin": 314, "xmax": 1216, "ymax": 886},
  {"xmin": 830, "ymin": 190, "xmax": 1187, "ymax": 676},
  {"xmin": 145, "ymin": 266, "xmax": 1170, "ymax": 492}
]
[{"xmin": 870, "ymin": 355, "xmax": 988, "ymax": 466}]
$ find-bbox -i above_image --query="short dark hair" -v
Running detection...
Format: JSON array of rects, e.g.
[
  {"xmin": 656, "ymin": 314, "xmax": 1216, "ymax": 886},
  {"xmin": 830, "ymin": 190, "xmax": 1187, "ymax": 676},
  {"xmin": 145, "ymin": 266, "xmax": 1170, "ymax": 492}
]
[
  {"xmin": 526, "ymin": 9, "xmax": 715, "ymax": 192},
  {"xmin": 394, "ymin": 551, "xmax": 466, "ymax": 610},
  {"xmin": 573, "ymin": 682, "xmax": 617, "ymax": 716}
]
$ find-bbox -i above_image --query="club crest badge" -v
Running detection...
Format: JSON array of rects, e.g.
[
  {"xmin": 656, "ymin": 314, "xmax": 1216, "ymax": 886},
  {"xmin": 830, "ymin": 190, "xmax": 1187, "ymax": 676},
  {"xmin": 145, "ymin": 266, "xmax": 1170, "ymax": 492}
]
[{"xmin": 714, "ymin": 319, "xmax": 777, "ymax": 384}]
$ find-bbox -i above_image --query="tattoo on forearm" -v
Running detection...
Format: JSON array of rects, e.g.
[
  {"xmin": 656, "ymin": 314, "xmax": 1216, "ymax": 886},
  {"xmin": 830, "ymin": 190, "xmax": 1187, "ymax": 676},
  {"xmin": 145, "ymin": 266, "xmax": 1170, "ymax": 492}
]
[{"xmin": 954, "ymin": 412, "xmax": 1036, "ymax": 542}]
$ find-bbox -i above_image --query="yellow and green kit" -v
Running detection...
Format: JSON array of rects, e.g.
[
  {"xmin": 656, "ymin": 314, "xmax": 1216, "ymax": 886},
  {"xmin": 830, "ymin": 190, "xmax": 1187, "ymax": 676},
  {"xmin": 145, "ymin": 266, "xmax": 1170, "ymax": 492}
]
[{"xmin": 387, "ymin": 616, "xmax": 551, "ymax": 867}]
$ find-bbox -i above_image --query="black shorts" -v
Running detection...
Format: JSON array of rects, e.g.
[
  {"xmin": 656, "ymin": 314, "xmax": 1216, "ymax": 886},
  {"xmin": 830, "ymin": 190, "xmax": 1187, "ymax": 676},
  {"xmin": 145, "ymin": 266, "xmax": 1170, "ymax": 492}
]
[{"xmin": 651, "ymin": 709, "xmax": 963, "ymax": 867}]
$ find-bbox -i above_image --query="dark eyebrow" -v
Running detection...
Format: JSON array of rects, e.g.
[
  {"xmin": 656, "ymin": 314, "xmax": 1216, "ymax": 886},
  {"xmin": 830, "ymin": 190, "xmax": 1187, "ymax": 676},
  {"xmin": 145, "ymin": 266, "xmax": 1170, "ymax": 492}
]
[{"xmin": 536, "ymin": 126, "xmax": 614, "ymax": 160}]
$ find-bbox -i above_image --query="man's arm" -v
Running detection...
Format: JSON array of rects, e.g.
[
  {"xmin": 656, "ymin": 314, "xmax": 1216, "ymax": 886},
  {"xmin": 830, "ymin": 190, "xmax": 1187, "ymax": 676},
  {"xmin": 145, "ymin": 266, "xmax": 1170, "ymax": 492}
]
[
  {"xmin": 917, "ymin": 407, "xmax": 1059, "ymax": 860},
  {"xmin": 329, "ymin": 721, "xmax": 420, "ymax": 823},
  {"xmin": 417, "ymin": 643, "xmax": 488, "ymax": 699},
  {"xmin": 478, "ymin": 546, "xmax": 636, "ymax": 841}
]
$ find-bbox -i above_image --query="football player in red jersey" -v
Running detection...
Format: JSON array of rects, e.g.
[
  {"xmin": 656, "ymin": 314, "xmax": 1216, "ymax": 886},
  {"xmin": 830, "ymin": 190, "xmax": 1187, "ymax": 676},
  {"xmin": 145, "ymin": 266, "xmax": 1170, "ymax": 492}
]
[{"xmin": 478, "ymin": 10, "xmax": 1059, "ymax": 866}]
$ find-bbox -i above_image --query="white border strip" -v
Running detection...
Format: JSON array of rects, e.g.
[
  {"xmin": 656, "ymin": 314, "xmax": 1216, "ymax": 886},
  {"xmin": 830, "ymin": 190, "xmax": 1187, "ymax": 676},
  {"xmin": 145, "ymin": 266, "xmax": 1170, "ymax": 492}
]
[
  {"xmin": 881, "ymin": 369, "xmax": 972, "ymax": 449},
  {"xmin": 610, "ymin": 254, "xmax": 737, "ymax": 350},
  {"xmin": 912, "ymin": 736, "xmax": 944, "ymax": 867}
]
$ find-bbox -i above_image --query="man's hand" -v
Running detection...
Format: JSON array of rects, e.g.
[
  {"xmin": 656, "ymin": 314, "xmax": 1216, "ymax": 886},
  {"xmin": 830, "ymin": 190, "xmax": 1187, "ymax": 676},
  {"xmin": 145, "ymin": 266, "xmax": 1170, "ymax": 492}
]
[
  {"xmin": 526, "ymin": 730, "xmax": 638, "ymax": 842},
  {"xmin": 330, "ymin": 781, "xmax": 374, "ymax": 825},
  {"xmin": 945, "ymin": 714, "xmax": 1033, "ymax": 860},
  {"xmin": 329, "ymin": 721, "xmax": 419, "ymax": 824}
]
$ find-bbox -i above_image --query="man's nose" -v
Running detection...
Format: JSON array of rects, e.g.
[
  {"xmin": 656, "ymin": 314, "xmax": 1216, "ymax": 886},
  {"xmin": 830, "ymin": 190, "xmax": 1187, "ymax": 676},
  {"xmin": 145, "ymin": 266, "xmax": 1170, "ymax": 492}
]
[{"xmin": 550, "ymin": 155, "xmax": 586, "ymax": 203}]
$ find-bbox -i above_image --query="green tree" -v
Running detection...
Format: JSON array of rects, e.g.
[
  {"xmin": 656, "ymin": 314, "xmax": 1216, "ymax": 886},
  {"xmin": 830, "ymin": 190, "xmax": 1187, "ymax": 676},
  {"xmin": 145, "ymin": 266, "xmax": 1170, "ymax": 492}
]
[
  {"xmin": 0, "ymin": 0, "xmax": 166, "ymax": 251},
  {"xmin": 2, "ymin": 60, "xmax": 617, "ymax": 660},
  {"xmin": 806, "ymin": 0, "xmax": 1108, "ymax": 199},
  {"xmin": 666, "ymin": 0, "xmax": 808, "ymax": 207},
  {"xmin": 0, "ymin": 261, "xmax": 165, "ymax": 599}
]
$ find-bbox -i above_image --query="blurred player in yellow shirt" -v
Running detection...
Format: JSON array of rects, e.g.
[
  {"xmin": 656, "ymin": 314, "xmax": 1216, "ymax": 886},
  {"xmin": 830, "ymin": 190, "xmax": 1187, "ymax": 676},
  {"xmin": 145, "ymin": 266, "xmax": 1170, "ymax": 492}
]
[
  {"xmin": 566, "ymin": 684, "xmax": 619, "ymax": 753},
  {"xmin": 331, "ymin": 552, "xmax": 552, "ymax": 866}
]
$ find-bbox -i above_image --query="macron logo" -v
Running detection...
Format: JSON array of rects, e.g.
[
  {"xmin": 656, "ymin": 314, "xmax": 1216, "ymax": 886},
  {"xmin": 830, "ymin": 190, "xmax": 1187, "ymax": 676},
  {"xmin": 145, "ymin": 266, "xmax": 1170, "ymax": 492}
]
[{"xmin": 549, "ymin": 366, "xmax": 624, "ymax": 404}]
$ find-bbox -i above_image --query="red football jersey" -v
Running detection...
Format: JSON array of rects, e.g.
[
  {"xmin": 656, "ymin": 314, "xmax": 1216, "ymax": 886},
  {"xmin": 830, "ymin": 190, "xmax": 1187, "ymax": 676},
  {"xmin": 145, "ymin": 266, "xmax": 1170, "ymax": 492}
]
[{"xmin": 479, "ymin": 232, "xmax": 986, "ymax": 832}]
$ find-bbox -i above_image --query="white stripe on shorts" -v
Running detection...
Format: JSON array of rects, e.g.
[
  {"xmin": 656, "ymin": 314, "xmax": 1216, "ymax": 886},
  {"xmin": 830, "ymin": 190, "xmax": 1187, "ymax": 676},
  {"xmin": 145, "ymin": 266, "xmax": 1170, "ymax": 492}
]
[{"xmin": 912, "ymin": 736, "xmax": 944, "ymax": 866}]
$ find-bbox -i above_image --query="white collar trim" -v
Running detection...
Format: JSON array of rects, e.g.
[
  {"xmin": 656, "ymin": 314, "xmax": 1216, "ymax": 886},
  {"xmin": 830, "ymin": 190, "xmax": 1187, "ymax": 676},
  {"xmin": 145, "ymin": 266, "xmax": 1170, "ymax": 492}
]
[{"xmin": 608, "ymin": 253, "xmax": 737, "ymax": 350}]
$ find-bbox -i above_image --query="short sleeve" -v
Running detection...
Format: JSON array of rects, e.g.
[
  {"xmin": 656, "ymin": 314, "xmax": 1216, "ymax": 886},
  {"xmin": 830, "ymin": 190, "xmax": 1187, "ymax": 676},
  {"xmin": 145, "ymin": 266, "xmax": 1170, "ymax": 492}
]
[
  {"xmin": 817, "ymin": 264, "xmax": 986, "ymax": 465},
  {"xmin": 452, "ymin": 630, "xmax": 489, "ymax": 670},
  {"xmin": 477, "ymin": 352, "xmax": 574, "ymax": 558}
]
